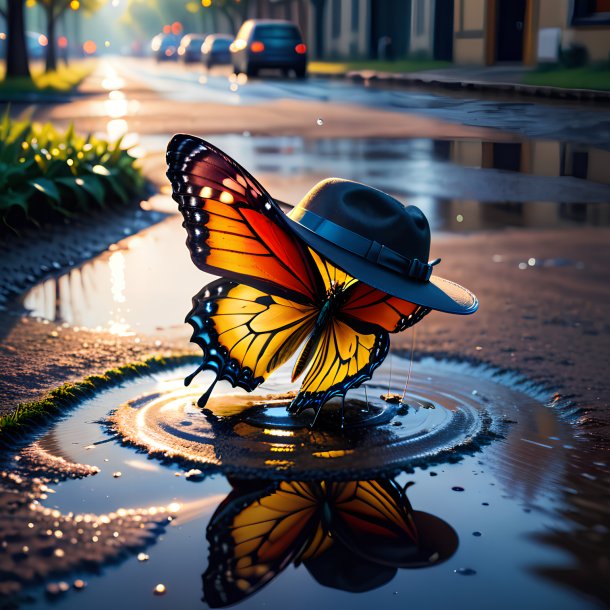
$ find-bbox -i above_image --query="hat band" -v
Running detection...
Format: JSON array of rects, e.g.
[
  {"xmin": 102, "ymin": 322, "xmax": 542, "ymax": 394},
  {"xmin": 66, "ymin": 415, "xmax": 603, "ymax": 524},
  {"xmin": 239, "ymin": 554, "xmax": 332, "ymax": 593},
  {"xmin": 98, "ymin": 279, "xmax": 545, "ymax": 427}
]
[{"xmin": 295, "ymin": 209, "xmax": 438, "ymax": 282}]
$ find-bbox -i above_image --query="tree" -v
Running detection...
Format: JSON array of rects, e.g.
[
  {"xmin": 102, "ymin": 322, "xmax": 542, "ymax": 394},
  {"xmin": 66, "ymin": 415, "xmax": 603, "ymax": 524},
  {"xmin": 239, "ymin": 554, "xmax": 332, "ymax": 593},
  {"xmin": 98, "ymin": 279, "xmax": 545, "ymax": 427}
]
[
  {"xmin": 37, "ymin": 0, "xmax": 106, "ymax": 73},
  {"xmin": 0, "ymin": 0, "xmax": 31, "ymax": 78},
  {"xmin": 200, "ymin": 0, "xmax": 251, "ymax": 36}
]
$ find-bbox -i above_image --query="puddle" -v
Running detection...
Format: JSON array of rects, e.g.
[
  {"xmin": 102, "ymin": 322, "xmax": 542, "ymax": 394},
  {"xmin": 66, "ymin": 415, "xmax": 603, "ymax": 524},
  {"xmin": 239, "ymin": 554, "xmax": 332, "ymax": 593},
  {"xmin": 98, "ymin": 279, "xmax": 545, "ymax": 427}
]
[
  {"xmin": 0, "ymin": 356, "xmax": 602, "ymax": 609},
  {"xmin": 22, "ymin": 218, "xmax": 215, "ymax": 336},
  {"xmin": 199, "ymin": 135, "xmax": 610, "ymax": 214}
]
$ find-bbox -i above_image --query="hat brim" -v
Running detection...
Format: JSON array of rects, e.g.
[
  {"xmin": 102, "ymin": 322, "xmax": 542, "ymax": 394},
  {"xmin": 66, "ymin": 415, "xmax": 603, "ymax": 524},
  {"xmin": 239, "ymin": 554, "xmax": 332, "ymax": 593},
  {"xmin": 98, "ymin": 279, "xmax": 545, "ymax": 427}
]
[{"xmin": 285, "ymin": 213, "xmax": 478, "ymax": 315}]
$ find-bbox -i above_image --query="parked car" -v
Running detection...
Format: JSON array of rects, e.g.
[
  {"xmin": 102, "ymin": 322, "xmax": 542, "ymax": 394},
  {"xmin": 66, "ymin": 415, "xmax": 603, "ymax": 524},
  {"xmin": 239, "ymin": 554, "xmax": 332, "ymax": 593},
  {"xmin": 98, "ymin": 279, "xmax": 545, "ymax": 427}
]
[
  {"xmin": 151, "ymin": 33, "xmax": 180, "ymax": 61},
  {"xmin": 201, "ymin": 34, "xmax": 233, "ymax": 69},
  {"xmin": 230, "ymin": 20, "xmax": 307, "ymax": 78},
  {"xmin": 178, "ymin": 34, "xmax": 206, "ymax": 62}
]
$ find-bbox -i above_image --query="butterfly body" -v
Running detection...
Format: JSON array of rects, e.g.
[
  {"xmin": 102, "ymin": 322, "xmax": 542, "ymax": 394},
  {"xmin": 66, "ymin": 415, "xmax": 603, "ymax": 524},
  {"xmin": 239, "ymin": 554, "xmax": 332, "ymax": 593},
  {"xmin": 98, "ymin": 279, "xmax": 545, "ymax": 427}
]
[{"xmin": 167, "ymin": 135, "xmax": 431, "ymax": 417}]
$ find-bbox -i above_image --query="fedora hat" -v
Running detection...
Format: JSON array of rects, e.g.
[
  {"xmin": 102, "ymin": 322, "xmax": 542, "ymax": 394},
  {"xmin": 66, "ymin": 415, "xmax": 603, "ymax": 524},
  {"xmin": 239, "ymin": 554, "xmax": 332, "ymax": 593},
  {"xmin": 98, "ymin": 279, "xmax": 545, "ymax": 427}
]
[{"xmin": 284, "ymin": 178, "xmax": 478, "ymax": 315}]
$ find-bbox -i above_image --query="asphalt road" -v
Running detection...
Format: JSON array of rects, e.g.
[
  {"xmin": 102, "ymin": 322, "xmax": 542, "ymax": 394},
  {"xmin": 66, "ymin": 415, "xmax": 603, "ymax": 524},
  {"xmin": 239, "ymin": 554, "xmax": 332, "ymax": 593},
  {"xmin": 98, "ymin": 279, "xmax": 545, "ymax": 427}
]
[{"xmin": 120, "ymin": 57, "xmax": 610, "ymax": 147}]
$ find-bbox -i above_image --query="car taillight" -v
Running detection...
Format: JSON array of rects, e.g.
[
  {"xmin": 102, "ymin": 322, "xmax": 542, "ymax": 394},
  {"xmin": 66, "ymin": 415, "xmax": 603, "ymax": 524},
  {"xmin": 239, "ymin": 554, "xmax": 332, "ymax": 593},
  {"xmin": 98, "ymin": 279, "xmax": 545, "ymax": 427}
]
[
  {"xmin": 250, "ymin": 41, "xmax": 265, "ymax": 53},
  {"xmin": 295, "ymin": 43, "xmax": 307, "ymax": 54}
]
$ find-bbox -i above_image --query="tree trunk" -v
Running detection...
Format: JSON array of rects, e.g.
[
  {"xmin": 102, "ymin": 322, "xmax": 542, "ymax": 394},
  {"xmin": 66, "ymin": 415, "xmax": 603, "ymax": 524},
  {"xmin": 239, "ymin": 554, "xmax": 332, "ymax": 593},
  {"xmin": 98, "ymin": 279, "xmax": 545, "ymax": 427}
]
[
  {"xmin": 45, "ymin": 3, "xmax": 58, "ymax": 73},
  {"xmin": 5, "ymin": 0, "xmax": 31, "ymax": 79},
  {"xmin": 219, "ymin": 6, "xmax": 236, "ymax": 36}
]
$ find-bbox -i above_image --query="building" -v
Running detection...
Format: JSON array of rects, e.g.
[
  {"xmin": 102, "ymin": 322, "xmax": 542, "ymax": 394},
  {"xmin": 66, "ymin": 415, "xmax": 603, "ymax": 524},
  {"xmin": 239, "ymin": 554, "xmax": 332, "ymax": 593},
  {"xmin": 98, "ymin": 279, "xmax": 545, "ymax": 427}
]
[{"xmin": 454, "ymin": 0, "xmax": 610, "ymax": 65}]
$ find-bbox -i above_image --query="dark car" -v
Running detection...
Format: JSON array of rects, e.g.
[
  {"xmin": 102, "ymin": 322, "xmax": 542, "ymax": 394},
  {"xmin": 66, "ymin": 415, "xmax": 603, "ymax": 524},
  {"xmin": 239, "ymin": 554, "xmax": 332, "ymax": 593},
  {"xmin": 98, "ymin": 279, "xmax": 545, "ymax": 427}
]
[
  {"xmin": 151, "ymin": 33, "xmax": 180, "ymax": 61},
  {"xmin": 230, "ymin": 19, "xmax": 307, "ymax": 78},
  {"xmin": 178, "ymin": 34, "xmax": 206, "ymax": 62},
  {"xmin": 201, "ymin": 34, "xmax": 233, "ymax": 69}
]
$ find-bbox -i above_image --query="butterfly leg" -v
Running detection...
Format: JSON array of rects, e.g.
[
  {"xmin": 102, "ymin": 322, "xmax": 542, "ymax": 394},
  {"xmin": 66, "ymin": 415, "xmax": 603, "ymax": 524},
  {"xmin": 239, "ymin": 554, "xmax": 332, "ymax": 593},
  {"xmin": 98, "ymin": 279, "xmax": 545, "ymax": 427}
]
[
  {"xmin": 341, "ymin": 394, "xmax": 345, "ymax": 430},
  {"xmin": 310, "ymin": 404, "xmax": 324, "ymax": 429}
]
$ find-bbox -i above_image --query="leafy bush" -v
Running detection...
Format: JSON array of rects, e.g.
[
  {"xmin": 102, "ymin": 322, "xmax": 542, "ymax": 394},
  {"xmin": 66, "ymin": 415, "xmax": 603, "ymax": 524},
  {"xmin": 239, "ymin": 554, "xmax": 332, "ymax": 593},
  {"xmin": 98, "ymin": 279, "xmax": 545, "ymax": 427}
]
[
  {"xmin": 0, "ymin": 111, "xmax": 146, "ymax": 230},
  {"xmin": 560, "ymin": 43, "xmax": 589, "ymax": 69}
]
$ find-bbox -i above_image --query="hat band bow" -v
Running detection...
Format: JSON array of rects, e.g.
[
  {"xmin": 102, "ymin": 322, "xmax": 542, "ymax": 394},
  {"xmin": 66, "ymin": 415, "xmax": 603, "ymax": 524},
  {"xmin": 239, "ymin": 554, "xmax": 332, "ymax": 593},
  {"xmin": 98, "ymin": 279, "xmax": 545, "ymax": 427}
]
[{"xmin": 295, "ymin": 210, "xmax": 440, "ymax": 282}]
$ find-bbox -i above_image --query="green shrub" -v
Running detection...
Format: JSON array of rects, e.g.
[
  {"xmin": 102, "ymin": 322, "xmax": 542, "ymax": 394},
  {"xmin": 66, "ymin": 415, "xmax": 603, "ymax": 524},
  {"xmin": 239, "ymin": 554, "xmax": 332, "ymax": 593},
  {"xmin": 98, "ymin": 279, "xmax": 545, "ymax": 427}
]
[{"xmin": 0, "ymin": 110, "xmax": 146, "ymax": 231}]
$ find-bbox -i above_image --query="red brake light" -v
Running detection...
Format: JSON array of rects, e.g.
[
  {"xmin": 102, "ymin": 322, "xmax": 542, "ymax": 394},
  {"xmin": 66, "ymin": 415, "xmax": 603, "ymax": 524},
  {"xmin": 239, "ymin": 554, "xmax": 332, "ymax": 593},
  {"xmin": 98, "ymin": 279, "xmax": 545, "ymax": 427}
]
[
  {"xmin": 250, "ymin": 41, "xmax": 265, "ymax": 53},
  {"xmin": 295, "ymin": 43, "xmax": 307, "ymax": 54}
]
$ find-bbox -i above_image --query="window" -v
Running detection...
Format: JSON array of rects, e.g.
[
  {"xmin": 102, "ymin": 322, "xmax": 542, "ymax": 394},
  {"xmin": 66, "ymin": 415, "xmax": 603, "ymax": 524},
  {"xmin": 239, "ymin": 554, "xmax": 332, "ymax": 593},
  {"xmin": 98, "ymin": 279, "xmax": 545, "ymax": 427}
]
[
  {"xmin": 572, "ymin": 0, "xmax": 610, "ymax": 24},
  {"xmin": 351, "ymin": 0, "xmax": 359, "ymax": 32},
  {"xmin": 332, "ymin": 0, "xmax": 342, "ymax": 38}
]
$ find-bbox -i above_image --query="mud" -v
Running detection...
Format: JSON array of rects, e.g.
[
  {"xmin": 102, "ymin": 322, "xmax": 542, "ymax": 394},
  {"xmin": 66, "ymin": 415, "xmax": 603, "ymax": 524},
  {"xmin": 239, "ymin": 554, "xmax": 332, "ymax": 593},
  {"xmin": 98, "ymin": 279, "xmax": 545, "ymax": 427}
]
[{"xmin": 0, "ymin": 441, "xmax": 176, "ymax": 598}]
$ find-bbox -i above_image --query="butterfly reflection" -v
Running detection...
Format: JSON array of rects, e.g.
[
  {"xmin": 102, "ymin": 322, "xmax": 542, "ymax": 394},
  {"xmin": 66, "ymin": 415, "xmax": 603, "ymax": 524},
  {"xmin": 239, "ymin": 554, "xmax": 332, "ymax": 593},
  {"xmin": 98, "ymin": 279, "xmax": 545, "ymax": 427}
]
[{"xmin": 202, "ymin": 477, "xmax": 458, "ymax": 607}]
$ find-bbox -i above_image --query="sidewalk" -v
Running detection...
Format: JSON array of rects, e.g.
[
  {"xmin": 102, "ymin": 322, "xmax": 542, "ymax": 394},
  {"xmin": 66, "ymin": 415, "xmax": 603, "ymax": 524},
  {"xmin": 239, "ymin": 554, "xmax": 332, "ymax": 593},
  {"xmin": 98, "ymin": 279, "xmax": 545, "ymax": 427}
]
[{"xmin": 310, "ymin": 64, "xmax": 610, "ymax": 102}]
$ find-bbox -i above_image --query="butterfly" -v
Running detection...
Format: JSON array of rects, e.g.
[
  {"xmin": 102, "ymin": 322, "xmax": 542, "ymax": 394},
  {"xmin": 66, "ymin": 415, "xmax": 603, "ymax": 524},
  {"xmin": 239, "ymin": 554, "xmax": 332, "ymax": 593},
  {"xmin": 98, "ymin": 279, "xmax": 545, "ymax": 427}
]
[
  {"xmin": 166, "ymin": 135, "xmax": 430, "ymax": 415},
  {"xmin": 202, "ymin": 478, "xmax": 428, "ymax": 607}
]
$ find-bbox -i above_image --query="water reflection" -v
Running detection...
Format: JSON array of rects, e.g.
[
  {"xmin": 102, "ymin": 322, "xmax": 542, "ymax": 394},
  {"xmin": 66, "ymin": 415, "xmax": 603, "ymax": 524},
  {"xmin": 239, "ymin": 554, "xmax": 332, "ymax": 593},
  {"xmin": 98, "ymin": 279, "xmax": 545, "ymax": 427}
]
[{"xmin": 203, "ymin": 477, "xmax": 458, "ymax": 607}]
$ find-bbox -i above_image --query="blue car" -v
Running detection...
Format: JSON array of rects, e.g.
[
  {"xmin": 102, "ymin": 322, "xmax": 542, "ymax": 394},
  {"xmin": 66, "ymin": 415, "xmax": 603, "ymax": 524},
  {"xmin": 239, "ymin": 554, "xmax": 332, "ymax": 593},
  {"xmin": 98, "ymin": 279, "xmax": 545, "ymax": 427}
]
[
  {"xmin": 201, "ymin": 34, "xmax": 233, "ymax": 69},
  {"xmin": 230, "ymin": 20, "xmax": 307, "ymax": 78}
]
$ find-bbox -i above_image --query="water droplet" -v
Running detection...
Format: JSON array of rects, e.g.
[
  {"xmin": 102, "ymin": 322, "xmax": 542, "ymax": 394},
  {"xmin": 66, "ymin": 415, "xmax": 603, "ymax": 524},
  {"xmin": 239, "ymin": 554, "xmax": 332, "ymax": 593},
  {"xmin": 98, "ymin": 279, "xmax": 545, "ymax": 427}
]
[
  {"xmin": 112, "ymin": 471, "xmax": 122, "ymax": 478},
  {"xmin": 429, "ymin": 471, "xmax": 438, "ymax": 477},
  {"xmin": 472, "ymin": 531, "xmax": 482, "ymax": 537},
  {"xmin": 154, "ymin": 584, "xmax": 166, "ymax": 595},
  {"xmin": 54, "ymin": 548, "xmax": 65, "ymax": 557},
  {"xmin": 137, "ymin": 552, "xmax": 149, "ymax": 562},
  {"xmin": 528, "ymin": 258, "xmax": 536, "ymax": 266},
  {"xmin": 454, "ymin": 568, "xmax": 477, "ymax": 576},
  {"xmin": 73, "ymin": 579, "xmax": 87, "ymax": 590},
  {"xmin": 518, "ymin": 262, "xmax": 528, "ymax": 270},
  {"xmin": 316, "ymin": 118, "xmax": 324, "ymax": 126},
  {"xmin": 482, "ymin": 502, "xmax": 489, "ymax": 506},
  {"xmin": 456, "ymin": 214, "xmax": 464, "ymax": 223},
  {"xmin": 452, "ymin": 486, "xmax": 465, "ymax": 492}
]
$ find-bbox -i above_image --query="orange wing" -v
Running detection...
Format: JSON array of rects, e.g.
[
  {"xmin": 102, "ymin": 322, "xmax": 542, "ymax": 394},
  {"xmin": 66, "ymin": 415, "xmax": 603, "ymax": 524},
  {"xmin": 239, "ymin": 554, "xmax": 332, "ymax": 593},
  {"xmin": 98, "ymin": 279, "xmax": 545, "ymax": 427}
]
[
  {"xmin": 340, "ymin": 282, "xmax": 430, "ymax": 333},
  {"xmin": 328, "ymin": 479, "xmax": 421, "ymax": 567},
  {"xmin": 203, "ymin": 480, "xmax": 328, "ymax": 608},
  {"xmin": 167, "ymin": 134, "xmax": 324, "ymax": 305}
]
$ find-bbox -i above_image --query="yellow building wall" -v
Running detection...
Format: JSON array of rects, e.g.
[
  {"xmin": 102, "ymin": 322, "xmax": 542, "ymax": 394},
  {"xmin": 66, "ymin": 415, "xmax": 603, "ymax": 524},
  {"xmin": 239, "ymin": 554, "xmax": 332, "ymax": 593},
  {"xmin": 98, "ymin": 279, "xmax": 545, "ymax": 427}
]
[
  {"xmin": 565, "ymin": 29, "xmax": 610, "ymax": 61},
  {"xmin": 453, "ymin": 0, "xmax": 487, "ymax": 64}
]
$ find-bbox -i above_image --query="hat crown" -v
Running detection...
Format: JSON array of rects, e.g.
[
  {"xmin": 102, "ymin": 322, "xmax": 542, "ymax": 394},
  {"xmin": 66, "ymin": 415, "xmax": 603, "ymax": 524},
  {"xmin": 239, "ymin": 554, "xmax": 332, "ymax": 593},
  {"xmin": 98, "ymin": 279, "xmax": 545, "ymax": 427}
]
[{"xmin": 290, "ymin": 179, "xmax": 430, "ymax": 263}]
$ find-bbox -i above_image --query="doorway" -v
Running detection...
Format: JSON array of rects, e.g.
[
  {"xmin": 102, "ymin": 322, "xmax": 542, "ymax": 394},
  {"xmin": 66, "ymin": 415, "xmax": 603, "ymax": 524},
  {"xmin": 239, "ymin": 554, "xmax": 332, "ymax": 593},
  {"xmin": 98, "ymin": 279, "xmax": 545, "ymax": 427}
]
[
  {"xmin": 496, "ymin": 0, "xmax": 526, "ymax": 62},
  {"xmin": 433, "ymin": 0, "xmax": 454, "ymax": 60}
]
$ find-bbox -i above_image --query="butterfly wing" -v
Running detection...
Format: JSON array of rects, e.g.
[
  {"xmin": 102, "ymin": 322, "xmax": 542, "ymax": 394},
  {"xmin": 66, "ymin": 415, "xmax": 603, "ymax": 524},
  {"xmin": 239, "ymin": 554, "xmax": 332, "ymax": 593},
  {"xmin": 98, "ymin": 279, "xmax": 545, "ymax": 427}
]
[
  {"xmin": 203, "ymin": 480, "xmax": 325, "ymax": 608},
  {"xmin": 327, "ymin": 479, "xmax": 423, "ymax": 567},
  {"xmin": 288, "ymin": 256, "xmax": 429, "ymax": 414},
  {"xmin": 167, "ymin": 134, "xmax": 324, "ymax": 305},
  {"xmin": 187, "ymin": 279, "xmax": 317, "ymax": 400},
  {"xmin": 340, "ymin": 281, "xmax": 431, "ymax": 333},
  {"xmin": 289, "ymin": 317, "xmax": 389, "ymax": 415}
]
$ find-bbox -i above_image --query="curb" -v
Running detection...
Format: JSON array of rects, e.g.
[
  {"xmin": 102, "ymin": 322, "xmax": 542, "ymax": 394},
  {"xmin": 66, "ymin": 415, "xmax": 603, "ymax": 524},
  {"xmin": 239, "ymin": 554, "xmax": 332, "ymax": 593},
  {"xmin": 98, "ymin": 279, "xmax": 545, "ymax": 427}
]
[{"xmin": 310, "ymin": 69, "xmax": 610, "ymax": 102}]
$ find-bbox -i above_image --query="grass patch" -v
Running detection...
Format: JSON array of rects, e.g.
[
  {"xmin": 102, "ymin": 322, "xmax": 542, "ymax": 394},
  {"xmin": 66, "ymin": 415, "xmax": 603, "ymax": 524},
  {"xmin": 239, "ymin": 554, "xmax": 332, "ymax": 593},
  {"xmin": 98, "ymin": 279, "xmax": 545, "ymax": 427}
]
[
  {"xmin": 0, "ymin": 354, "xmax": 199, "ymax": 438},
  {"xmin": 522, "ymin": 65, "xmax": 610, "ymax": 91},
  {"xmin": 0, "ymin": 111, "xmax": 147, "ymax": 231},
  {"xmin": 309, "ymin": 59, "xmax": 451, "ymax": 75},
  {"xmin": 0, "ymin": 60, "xmax": 95, "ymax": 94}
]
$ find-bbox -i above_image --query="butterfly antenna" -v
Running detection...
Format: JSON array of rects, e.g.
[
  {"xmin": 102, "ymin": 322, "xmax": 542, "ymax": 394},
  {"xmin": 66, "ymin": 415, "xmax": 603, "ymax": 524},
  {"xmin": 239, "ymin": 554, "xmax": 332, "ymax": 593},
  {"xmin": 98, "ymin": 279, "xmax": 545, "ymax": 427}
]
[{"xmin": 400, "ymin": 327, "xmax": 417, "ymax": 403}]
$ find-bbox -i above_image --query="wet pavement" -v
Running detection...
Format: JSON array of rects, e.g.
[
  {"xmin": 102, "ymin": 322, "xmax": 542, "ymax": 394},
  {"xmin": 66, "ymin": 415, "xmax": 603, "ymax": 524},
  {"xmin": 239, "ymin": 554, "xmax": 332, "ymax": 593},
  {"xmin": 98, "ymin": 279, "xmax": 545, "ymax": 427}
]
[{"xmin": 2, "ymin": 57, "xmax": 610, "ymax": 609}]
